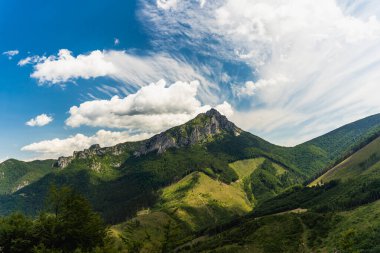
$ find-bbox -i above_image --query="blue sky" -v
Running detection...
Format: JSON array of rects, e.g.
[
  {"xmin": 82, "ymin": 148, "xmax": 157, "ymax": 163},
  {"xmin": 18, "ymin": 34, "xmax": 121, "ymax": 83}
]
[
  {"xmin": 2, "ymin": 0, "xmax": 380, "ymax": 161},
  {"xmin": 0, "ymin": 0, "xmax": 147, "ymax": 160}
]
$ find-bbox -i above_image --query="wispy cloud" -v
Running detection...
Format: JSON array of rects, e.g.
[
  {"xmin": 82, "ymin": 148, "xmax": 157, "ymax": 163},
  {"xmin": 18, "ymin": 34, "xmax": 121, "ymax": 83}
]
[
  {"xmin": 140, "ymin": 0, "xmax": 380, "ymax": 145},
  {"xmin": 3, "ymin": 50, "xmax": 19, "ymax": 59}
]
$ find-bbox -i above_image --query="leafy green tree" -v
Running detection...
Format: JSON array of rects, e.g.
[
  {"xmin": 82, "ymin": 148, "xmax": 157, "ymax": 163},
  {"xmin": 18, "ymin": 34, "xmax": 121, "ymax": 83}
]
[
  {"xmin": 0, "ymin": 213, "xmax": 35, "ymax": 253},
  {"xmin": 0, "ymin": 186, "xmax": 111, "ymax": 253},
  {"xmin": 35, "ymin": 186, "xmax": 108, "ymax": 252}
]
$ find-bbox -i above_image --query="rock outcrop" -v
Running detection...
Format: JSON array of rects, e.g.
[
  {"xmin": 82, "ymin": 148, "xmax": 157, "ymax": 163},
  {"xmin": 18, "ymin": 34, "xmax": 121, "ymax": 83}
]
[
  {"xmin": 53, "ymin": 143, "xmax": 135, "ymax": 169},
  {"xmin": 134, "ymin": 109, "xmax": 242, "ymax": 156}
]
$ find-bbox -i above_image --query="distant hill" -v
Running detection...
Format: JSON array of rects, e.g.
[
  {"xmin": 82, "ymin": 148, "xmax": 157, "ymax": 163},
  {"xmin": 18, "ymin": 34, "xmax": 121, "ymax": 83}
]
[
  {"xmin": 310, "ymin": 136, "xmax": 380, "ymax": 186},
  {"xmin": 0, "ymin": 159, "xmax": 54, "ymax": 194},
  {"xmin": 246, "ymin": 117, "xmax": 380, "ymax": 229}
]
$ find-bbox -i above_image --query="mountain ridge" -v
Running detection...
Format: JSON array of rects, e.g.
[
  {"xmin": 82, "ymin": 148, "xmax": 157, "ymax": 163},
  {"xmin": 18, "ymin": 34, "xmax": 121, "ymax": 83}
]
[{"xmin": 54, "ymin": 109, "xmax": 242, "ymax": 169}]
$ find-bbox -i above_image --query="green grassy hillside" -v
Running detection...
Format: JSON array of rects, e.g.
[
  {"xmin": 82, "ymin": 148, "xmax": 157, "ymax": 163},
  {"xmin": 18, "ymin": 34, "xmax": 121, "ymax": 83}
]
[
  {"xmin": 229, "ymin": 158, "xmax": 265, "ymax": 179},
  {"xmin": 113, "ymin": 171, "xmax": 253, "ymax": 253},
  {"xmin": 159, "ymin": 172, "xmax": 252, "ymax": 230},
  {"xmin": 310, "ymin": 136, "xmax": 380, "ymax": 186},
  {"xmin": 294, "ymin": 113, "xmax": 380, "ymax": 178},
  {"xmin": 0, "ymin": 159, "xmax": 54, "ymax": 194},
  {"xmin": 178, "ymin": 200, "xmax": 380, "ymax": 253}
]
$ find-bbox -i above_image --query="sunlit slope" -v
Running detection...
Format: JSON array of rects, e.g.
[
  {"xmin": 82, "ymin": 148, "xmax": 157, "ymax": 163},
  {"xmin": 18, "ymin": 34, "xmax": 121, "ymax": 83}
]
[
  {"xmin": 160, "ymin": 172, "xmax": 252, "ymax": 230},
  {"xmin": 228, "ymin": 158, "xmax": 265, "ymax": 179},
  {"xmin": 310, "ymin": 136, "xmax": 380, "ymax": 186},
  {"xmin": 113, "ymin": 170, "xmax": 254, "ymax": 253}
]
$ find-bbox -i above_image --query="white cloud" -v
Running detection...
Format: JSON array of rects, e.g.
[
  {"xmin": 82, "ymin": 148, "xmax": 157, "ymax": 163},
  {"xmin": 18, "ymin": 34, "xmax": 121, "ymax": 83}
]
[
  {"xmin": 141, "ymin": 0, "xmax": 380, "ymax": 145},
  {"xmin": 157, "ymin": 0, "xmax": 177, "ymax": 10},
  {"xmin": 18, "ymin": 55, "xmax": 46, "ymax": 66},
  {"xmin": 215, "ymin": 101, "xmax": 233, "ymax": 117},
  {"xmin": 199, "ymin": 0, "xmax": 206, "ymax": 8},
  {"xmin": 18, "ymin": 57, "xmax": 33, "ymax": 66},
  {"xmin": 30, "ymin": 49, "xmax": 117, "ymax": 84},
  {"xmin": 21, "ymin": 130, "xmax": 152, "ymax": 158},
  {"xmin": 26, "ymin": 114, "xmax": 54, "ymax": 127},
  {"xmin": 3, "ymin": 50, "xmax": 19, "ymax": 59},
  {"xmin": 66, "ymin": 79, "xmax": 233, "ymax": 133},
  {"xmin": 114, "ymin": 38, "xmax": 120, "ymax": 45},
  {"xmin": 235, "ymin": 77, "xmax": 289, "ymax": 97}
]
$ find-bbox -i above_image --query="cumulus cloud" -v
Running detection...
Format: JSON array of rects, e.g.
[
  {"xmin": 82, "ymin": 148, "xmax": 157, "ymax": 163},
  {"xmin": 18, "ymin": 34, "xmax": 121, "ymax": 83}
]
[
  {"xmin": 114, "ymin": 38, "xmax": 120, "ymax": 45},
  {"xmin": 21, "ymin": 130, "xmax": 152, "ymax": 158},
  {"xmin": 26, "ymin": 114, "xmax": 53, "ymax": 127},
  {"xmin": 141, "ymin": 0, "xmax": 380, "ymax": 145},
  {"xmin": 66, "ymin": 79, "xmax": 233, "ymax": 132},
  {"xmin": 3, "ymin": 50, "xmax": 19, "ymax": 59},
  {"xmin": 29, "ymin": 49, "xmax": 117, "ymax": 84},
  {"xmin": 235, "ymin": 77, "xmax": 289, "ymax": 97}
]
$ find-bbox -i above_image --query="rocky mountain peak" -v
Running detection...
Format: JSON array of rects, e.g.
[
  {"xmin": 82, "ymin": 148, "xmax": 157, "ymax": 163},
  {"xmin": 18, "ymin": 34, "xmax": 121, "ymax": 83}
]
[
  {"xmin": 135, "ymin": 109, "xmax": 242, "ymax": 156},
  {"xmin": 53, "ymin": 109, "xmax": 242, "ymax": 168}
]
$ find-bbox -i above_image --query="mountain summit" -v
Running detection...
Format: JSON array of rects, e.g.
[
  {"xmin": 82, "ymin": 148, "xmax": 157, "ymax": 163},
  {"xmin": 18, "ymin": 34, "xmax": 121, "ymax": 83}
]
[{"xmin": 135, "ymin": 108, "xmax": 242, "ymax": 156}]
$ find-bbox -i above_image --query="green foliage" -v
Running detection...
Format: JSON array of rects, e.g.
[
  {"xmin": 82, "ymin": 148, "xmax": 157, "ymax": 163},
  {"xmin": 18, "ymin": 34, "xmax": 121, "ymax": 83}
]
[
  {"xmin": 338, "ymin": 228, "xmax": 358, "ymax": 253},
  {"xmin": 299, "ymin": 212, "xmax": 340, "ymax": 250},
  {"xmin": 178, "ymin": 202, "xmax": 380, "ymax": 252},
  {"xmin": 248, "ymin": 160, "xmax": 298, "ymax": 202},
  {"xmin": 180, "ymin": 213, "xmax": 305, "ymax": 252},
  {"xmin": 0, "ymin": 212, "xmax": 35, "ymax": 253},
  {"xmin": 37, "ymin": 186, "xmax": 107, "ymax": 252},
  {"xmin": 0, "ymin": 186, "xmax": 110, "ymax": 253},
  {"xmin": 253, "ymin": 167, "xmax": 380, "ymax": 217}
]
